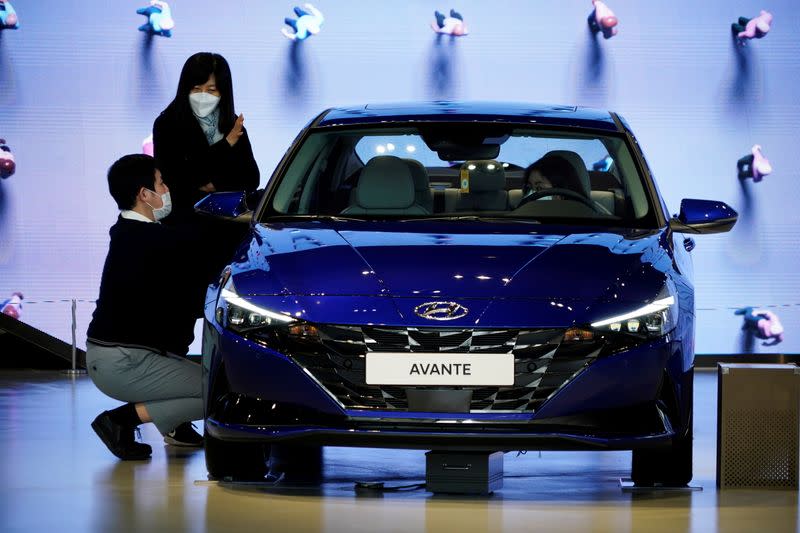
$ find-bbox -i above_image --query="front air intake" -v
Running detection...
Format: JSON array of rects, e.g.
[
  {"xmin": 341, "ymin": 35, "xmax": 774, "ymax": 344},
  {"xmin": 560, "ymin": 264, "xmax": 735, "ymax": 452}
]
[{"xmin": 285, "ymin": 325, "xmax": 602, "ymax": 412}]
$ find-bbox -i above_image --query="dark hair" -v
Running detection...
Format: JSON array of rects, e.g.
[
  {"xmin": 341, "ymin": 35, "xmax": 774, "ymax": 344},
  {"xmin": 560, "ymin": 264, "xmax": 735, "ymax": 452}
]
[
  {"xmin": 169, "ymin": 52, "xmax": 236, "ymax": 134},
  {"xmin": 107, "ymin": 154, "xmax": 157, "ymax": 210},
  {"xmin": 524, "ymin": 155, "xmax": 584, "ymax": 196}
]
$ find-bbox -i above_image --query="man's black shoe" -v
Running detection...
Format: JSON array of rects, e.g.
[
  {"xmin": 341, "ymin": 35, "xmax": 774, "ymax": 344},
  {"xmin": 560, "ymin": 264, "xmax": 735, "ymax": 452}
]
[
  {"xmin": 91, "ymin": 411, "xmax": 152, "ymax": 460},
  {"xmin": 164, "ymin": 422, "xmax": 204, "ymax": 447}
]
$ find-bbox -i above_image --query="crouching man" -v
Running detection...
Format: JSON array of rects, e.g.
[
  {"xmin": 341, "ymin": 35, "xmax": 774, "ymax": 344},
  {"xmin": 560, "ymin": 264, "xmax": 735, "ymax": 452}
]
[{"xmin": 87, "ymin": 154, "xmax": 213, "ymax": 459}]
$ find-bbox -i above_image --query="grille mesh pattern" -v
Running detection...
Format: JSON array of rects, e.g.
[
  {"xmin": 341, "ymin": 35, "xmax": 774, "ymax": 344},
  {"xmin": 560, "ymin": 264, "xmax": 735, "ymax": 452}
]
[
  {"xmin": 720, "ymin": 409, "xmax": 799, "ymax": 488},
  {"xmin": 289, "ymin": 325, "xmax": 601, "ymax": 412},
  {"xmin": 717, "ymin": 364, "xmax": 800, "ymax": 489}
]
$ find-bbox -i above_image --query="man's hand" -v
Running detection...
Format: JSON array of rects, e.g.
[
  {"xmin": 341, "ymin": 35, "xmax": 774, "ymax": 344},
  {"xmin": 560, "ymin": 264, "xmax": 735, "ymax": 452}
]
[
  {"xmin": 199, "ymin": 182, "xmax": 216, "ymax": 193},
  {"xmin": 226, "ymin": 114, "xmax": 245, "ymax": 146}
]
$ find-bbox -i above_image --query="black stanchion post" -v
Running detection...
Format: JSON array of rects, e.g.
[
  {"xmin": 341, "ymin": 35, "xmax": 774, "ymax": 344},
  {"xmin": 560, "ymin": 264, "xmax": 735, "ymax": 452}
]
[{"xmin": 63, "ymin": 298, "xmax": 86, "ymax": 376}]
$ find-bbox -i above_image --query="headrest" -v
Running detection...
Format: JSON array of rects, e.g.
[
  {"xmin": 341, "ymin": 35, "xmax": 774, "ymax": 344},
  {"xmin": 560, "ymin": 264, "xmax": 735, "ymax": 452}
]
[
  {"xmin": 541, "ymin": 150, "xmax": 590, "ymax": 197},
  {"xmin": 463, "ymin": 160, "xmax": 505, "ymax": 192},
  {"xmin": 403, "ymin": 158, "xmax": 430, "ymax": 193},
  {"xmin": 355, "ymin": 156, "xmax": 415, "ymax": 209}
]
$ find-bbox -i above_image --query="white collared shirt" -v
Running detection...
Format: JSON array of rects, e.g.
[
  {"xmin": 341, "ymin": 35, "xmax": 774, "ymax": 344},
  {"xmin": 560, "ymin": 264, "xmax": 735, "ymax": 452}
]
[{"xmin": 120, "ymin": 210, "xmax": 155, "ymax": 223}]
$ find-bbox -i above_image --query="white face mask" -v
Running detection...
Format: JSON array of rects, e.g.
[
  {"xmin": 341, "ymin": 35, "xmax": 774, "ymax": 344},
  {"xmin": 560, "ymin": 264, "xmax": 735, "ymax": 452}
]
[
  {"xmin": 189, "ymin": 92, "xmax": 220, "ymax": 118},
  {"xmin": 145, "ymin": 190, "xmax": 172, "ymax": 221}
]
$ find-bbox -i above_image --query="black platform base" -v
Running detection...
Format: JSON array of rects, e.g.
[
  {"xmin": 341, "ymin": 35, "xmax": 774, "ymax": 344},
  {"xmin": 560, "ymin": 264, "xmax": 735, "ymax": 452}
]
[
  {"xmin": 0, "ymin": 315, "xmax": 84, "ymax": 370},
  {"xmin": 619, "ymin": 478, "xmax": 703, "ymax": 492},
  {"xmin": 425, "ymin": 451, "xmax": 504, "ymax": 495}
]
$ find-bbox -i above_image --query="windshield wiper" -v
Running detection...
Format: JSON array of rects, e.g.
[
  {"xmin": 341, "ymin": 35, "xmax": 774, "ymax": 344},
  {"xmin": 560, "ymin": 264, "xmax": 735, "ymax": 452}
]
[
  {"xmin": 399, "ymin": 215, "xmax": 541, "ymax": 224},
  {"xmin": 262, "ymin": 215, "xmax": 367, "ymax": 223}
]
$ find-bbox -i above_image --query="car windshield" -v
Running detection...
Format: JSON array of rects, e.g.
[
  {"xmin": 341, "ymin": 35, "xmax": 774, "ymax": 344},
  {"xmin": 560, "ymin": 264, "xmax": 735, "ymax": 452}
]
[{"xmin": 264, "ymin": 123, "xmax": 656, "ymax": 227}]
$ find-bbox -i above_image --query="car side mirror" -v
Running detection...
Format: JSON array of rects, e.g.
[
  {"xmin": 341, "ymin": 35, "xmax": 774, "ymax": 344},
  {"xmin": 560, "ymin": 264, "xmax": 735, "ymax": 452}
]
[
  {"xmin": 669, "ymin": 198, "xmax": 738, "ymax": 234},
  {"xmin": 194, "ymin": 191, "xmax": 252, "ymax": 222}
]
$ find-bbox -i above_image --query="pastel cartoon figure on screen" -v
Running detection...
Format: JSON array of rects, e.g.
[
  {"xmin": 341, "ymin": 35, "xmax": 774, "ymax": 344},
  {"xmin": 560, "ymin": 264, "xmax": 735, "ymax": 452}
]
[
  {"xmin": 142, "ymin": 134, "xmax": 154, "ymax": 157},
  {"xmin": 592, "ymin": 155, "xmax": 614, "ymax": 172},
  {"xmin": 432, "ymin": 9, "xmax": 468, "ymax": 36},
  {"xmin": 735, "ymin": 307, "xmax": 784, "ymax": 345},
  {"xmin": 737, "ymin": 144, "xmax": 772, "ymax": 182},
  {"xmin": 282, "ymin": 4, "xmax": 324, "ymax": 41},
  {"xmin": 588, "ymin": 0, "xmax": 617, "ymax": 39},
  {"xmin": 0, "ymin": 139, "xmax": 15, "ymax": 179},
  {"xmin": 136, "ymin": 1, "xmax": 174, "ymax": 37},
  {"xmin": 732, "ymin": 10, "xmax": 772, "ymax": 43},
  {"xmin": 1, "ymin": 292, "xmax": 23, "ymax": 320},
  {"xmin": 0, "ymin": 0, "xmax": 18, "ymax": 30}
]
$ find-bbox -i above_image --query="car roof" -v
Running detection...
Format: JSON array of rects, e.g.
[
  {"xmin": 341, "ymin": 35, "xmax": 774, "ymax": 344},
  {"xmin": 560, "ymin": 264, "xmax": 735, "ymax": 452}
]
[{"xmin": 315, "ymin": 101, "xmax": 620, "ymax": 131}]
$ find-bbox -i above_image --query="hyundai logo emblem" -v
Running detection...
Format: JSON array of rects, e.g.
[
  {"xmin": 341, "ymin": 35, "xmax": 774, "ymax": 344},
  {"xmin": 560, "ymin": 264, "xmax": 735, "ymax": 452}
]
[{"xmin": 414, "ymin": 301, "xmax": 469, "ymax": 321}]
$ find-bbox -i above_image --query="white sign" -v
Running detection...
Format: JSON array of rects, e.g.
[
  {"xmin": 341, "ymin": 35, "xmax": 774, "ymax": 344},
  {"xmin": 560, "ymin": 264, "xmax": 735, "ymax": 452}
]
[{"xmin": 365, "ymin": 352, "xmax": 515, "ymax": 386}]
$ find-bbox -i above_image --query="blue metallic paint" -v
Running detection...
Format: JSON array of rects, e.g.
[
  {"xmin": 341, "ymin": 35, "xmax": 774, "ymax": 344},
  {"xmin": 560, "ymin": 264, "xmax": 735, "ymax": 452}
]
[
  {"xmin": 678, "ymin": 198, "xmax": 738, "ymax": 226},
  {"xmin": 201, "ymin": 104, "xmax": 719, "ymax": 453},
  {"xmin": 317, "ymin": 102, "xmax": 619, "ymax": 131},
  {"xmin": 227, "ymin": 222, "xmax": 674, "ymax": 327},
  {"xmin": 533, "ymin": 337, "xmax": 676, "ymax": 419},
  {"xmin": 206, "ymin": 317, "xmax": 678, "ymax": 423},
  {"xmin": 203, "ymin": 218, "xmax": 695, "ymax": 448},
  {"xmin": 194, "ymin": 191, "xmax": 249, "ymax": 219},
  {"xmin": 204, "ymin": 317, "xmax": 345, "ymax": 417},
  {"xmin": 206, "ymin": 418, "xmax": 674, "ymax": 451}
]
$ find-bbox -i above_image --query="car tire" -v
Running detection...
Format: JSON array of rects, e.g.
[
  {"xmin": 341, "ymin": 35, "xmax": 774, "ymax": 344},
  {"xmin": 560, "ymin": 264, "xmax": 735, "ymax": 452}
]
[
  {"xmin": 204, "ymin": 423, "xmax": 269, "ymax": 481},
  {"xmin": 268, "ymin": 444, "xmax": 324, "ymax": 483},
  {"xmin": 631, "ymin": 415, "xmax": 693, "ymax": 487}
]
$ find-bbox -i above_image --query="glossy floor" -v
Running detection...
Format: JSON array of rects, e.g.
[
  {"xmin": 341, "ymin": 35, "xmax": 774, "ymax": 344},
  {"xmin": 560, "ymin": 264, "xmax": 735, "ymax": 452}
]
[{"xmin": 0, "ymin": 369, "xmax": 797, "ymax": 533}]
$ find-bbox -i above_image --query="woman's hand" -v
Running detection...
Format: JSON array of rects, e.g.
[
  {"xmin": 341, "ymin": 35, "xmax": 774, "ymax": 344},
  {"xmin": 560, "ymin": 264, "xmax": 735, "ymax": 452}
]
[
  {"xmin": 226, "ymin": 113, "xmax": 245, "ymax": 146},
  {"xmin": 199, "ymin": 182, "xmax": 216, "ymax": 193}
]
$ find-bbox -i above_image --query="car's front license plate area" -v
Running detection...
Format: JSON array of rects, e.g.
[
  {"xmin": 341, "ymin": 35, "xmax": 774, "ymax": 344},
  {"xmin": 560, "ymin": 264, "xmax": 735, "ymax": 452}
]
[{"xmin": 365, "ymin": 352, "xmax": 514, "ymax": 386}]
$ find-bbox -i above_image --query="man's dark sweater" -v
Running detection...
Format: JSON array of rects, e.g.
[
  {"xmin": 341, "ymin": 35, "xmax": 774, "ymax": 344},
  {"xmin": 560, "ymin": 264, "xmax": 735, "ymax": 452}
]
[{"xmin": 87, "ymin": 217, "xmax": 212, "ymax": 356}]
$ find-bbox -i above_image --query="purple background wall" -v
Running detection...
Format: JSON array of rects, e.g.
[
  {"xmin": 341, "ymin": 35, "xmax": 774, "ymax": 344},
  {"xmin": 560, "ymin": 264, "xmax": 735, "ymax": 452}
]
[{"xmin": 0, "ymin": 1, "xmax": 798, "ymax": 355}]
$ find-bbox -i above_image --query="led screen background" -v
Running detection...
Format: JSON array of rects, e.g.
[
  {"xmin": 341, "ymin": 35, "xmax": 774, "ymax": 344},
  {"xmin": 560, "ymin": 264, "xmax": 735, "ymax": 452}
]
[{"xmin": 0, "ymin": 1, "xmax": 798, "ymax": 354}]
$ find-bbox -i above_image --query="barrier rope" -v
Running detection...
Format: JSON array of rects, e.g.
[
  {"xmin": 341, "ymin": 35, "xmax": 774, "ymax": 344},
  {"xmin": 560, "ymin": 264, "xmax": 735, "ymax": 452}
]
[
  {"xmin": 697, "ymin": 303, "xmax": 800, "ymax": 311},
  {"xmin": 12, "ymin": 298, "xmax": 800, "ymax": 312},
  {"xmin": 12, "ymin": 299, "xmax": 96, "ymax": 304}
]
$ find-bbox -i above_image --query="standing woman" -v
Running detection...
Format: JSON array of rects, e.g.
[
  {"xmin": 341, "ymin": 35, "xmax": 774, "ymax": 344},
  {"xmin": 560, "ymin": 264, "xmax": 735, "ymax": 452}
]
[{"xmin": 153, "ymin": 52, "xmax": 260, "ymax": 225}]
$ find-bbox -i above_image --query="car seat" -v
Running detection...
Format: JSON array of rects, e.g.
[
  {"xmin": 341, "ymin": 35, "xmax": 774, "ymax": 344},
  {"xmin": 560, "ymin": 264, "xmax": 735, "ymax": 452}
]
[
  {"xmin": 589, "ymin": 170, "xmax": 626, "ymax": 215},
  {"xmin": 342, "ymin": 156, "xmax": 430, "ymax": 215},
  {"xmin": 538, "ymin": 150, "xmax": 592, "ymax": 198},
  {"xmin": 455, "ymin": 160, "xmax": 508, "ymax": 211},
  {"xmin": 403, "ymin": 158, "xmax": 433, "ymax": 213}
]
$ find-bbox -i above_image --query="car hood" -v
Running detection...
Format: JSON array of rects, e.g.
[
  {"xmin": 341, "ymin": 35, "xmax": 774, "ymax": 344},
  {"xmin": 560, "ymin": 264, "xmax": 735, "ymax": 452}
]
[{"xmin": 228, "ymin": 221, "xmax": 672, "ymax": 326}]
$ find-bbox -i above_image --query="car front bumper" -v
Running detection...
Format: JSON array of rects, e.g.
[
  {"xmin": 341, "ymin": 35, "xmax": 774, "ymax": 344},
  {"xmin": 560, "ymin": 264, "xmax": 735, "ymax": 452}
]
[
  {"xmin": 205, "ymin": 405, "xmax": 676, "ymax": 451},
  {"xmin": 204, "ymin": 319, "xmax": 689, "ymax": 451}
]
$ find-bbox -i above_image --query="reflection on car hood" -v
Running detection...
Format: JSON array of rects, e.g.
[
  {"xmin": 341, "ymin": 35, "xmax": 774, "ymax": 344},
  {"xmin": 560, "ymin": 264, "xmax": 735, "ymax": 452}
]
[{"xmin": 229, "ymin": 221, "xmax": 671, "ymax": 317}]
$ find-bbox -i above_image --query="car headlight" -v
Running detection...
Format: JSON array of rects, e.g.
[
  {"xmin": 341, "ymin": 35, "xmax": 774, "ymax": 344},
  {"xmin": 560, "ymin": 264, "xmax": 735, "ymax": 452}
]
[
  {"xmin": 590, "ymin": 288, "xmax": 678, "ymax": 338},
  {"xmin": 215, "ymin": 281, "xmax": 296, "ymax": 334}
]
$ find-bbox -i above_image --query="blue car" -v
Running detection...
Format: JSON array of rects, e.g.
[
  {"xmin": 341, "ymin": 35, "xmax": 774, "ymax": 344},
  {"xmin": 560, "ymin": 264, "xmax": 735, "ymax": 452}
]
[{"xmin": 198, "ymin": 102, "xmax": 737, "ymax": 485}]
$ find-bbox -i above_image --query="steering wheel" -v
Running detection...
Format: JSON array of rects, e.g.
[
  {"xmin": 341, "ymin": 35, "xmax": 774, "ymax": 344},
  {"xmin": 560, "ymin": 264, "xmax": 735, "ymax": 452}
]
[{"xmin": 515, "ymin": 187, "xmax": 603, "ymax": 213}]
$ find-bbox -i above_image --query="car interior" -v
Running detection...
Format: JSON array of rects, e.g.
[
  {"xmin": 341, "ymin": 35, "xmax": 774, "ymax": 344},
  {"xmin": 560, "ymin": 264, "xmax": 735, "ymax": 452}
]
[{"xmin": 269, "ymin": 126, "xmax": 652, "ymax": 224}]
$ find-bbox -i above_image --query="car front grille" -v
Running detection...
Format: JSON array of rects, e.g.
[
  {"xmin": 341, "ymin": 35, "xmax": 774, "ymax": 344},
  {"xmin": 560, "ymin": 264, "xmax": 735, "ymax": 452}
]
[{"xmin": 286, "ymin": 325, "xmax": 602, "ymax": 412}]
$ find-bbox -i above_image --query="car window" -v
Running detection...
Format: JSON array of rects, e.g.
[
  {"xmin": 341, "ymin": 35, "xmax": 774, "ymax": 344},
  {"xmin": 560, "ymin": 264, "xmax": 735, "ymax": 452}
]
[
  {"xmin": 267, "ymin": 124, "xmax": 656, "ymax": 227},
  {"xmin": 355, "ymin": 135, "xmax": 441, "ymax": 167}
]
